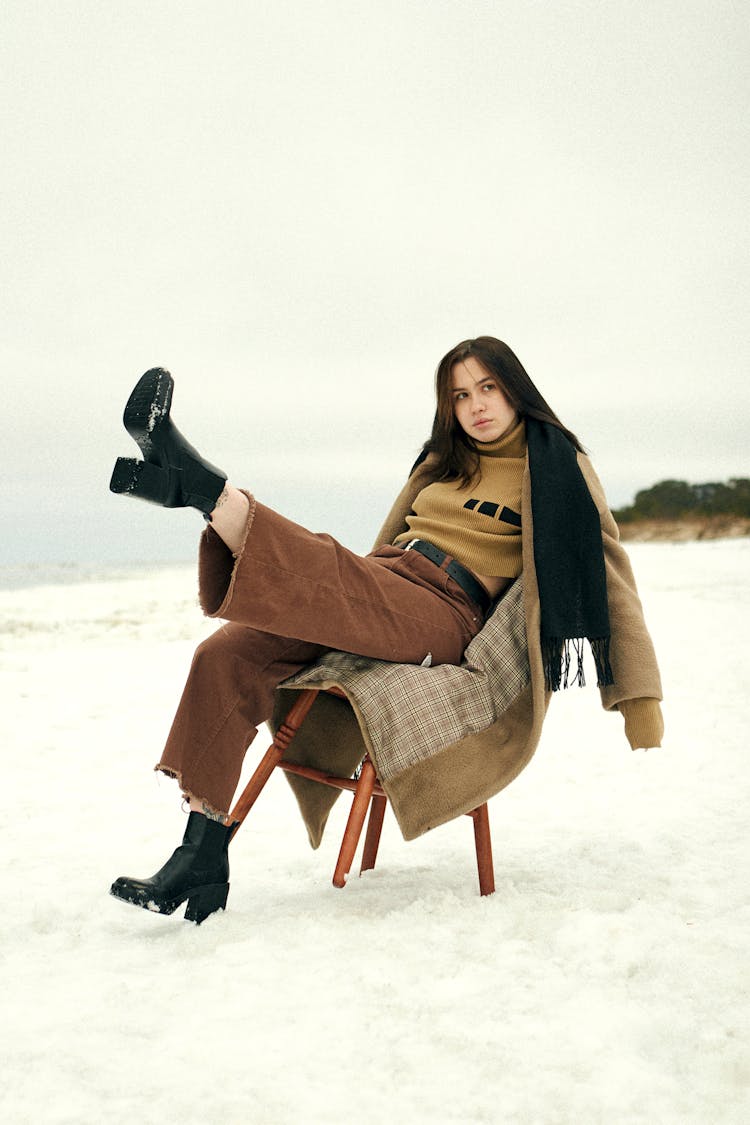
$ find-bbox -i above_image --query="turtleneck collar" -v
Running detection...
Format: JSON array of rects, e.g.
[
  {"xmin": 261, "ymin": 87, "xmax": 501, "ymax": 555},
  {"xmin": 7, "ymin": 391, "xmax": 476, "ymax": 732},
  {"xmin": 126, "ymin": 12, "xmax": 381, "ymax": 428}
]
[{"xmin": 471, "ymin": 417, "xmax": 527, "ymax": 458}]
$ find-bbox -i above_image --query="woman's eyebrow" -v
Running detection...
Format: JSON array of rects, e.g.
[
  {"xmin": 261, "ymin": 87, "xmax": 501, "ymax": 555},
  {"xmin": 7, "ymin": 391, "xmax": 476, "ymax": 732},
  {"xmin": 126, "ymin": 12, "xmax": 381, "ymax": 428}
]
[{"xmin": 452, "ymin": 374, "xmax": 492, "ymax": 393}]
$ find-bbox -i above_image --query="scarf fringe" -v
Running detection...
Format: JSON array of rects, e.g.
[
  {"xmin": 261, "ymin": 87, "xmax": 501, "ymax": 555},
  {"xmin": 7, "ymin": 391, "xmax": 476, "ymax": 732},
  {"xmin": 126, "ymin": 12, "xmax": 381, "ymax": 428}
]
[
  {"xmin": 542, "ymin": 636, "xmax": 614, "ymax": 692},
  {"xmin": 591, "ymin": 637, "xmax": 614, "ymax": 688}
]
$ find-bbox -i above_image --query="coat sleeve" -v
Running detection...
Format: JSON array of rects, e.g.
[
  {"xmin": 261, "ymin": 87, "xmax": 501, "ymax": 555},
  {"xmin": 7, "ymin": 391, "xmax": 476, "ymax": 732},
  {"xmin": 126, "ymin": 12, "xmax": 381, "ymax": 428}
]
[
  {"xmin": 577, "ymin": 454, "xmax": 663, "ymax": 713},
  {"xmin": 370, "ymin": 458, "xmax": 438, "ymax": 552}
]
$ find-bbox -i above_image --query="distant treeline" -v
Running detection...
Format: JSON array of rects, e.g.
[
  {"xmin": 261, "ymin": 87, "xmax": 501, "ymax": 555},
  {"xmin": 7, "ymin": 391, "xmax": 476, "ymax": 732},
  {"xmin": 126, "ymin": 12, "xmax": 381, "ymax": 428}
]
[{"xmin": 613, "ymin": 478, "xmax": 750, "ymax": 523}]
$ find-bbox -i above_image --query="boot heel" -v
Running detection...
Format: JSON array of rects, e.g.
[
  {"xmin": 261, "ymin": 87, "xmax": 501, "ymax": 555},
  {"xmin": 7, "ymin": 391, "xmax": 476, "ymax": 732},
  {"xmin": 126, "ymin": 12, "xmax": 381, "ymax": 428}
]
[
  {"xmin": 184, "ymin": 882, "xmax": 229, "ymax": 925},
  {"xmin": 109, "ymin": 457, "xmax": 170, "ymax": 504}
]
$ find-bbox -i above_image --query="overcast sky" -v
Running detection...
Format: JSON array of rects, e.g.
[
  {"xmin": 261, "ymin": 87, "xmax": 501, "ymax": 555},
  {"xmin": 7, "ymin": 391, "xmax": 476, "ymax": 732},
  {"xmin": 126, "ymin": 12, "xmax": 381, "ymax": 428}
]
[{"xmin": 1, "ymin": 0, "xmax": 747, "ymax": 566}]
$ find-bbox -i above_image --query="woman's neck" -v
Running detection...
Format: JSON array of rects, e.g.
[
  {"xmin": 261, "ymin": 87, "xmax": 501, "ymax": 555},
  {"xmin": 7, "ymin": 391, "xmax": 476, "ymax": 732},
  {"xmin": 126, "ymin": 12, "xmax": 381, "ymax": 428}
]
[{"xmin": 472, "ymin": 417, "xmax": 527, "ymax": 458}]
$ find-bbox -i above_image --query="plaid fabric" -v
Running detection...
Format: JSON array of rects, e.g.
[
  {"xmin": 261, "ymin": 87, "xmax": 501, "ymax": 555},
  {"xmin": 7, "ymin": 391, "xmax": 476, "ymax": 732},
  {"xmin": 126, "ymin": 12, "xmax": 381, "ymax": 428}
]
[{"xmin": 279, "ymin": 577, "xmax": 530, "ymax": 782}]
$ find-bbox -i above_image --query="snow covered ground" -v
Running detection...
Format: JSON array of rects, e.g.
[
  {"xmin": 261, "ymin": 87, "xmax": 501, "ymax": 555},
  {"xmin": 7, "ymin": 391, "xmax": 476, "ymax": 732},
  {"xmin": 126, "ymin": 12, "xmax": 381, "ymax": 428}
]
[{"xmin": 1, "ymin": 540, "xmax": 748, "ymax": 1124}]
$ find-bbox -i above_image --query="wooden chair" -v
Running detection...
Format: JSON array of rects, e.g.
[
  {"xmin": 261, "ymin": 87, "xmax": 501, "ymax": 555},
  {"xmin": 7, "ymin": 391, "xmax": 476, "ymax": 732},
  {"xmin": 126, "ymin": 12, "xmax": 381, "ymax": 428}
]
[{"xmin": 228, "ymin": 686, "xmax": 495, "ymax": 896}]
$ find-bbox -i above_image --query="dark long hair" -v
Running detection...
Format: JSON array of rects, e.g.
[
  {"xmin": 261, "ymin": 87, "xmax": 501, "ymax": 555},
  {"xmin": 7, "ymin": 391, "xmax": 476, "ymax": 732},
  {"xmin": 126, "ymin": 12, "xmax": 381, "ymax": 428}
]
[{"xmin": 420, "ymin": 336, "xmax": 584, "ymax": 485}]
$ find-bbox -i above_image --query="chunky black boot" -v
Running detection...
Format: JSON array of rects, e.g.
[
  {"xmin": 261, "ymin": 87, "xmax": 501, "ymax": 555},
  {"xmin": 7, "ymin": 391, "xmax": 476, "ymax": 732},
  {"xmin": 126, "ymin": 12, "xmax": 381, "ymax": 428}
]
[
  {"xmin": 110, "ymin": 812, "xmax": 233, "ymax": 924},
  {"xmin": 109, "ymin": 367, "xmax": 227, "ymax": 516}
]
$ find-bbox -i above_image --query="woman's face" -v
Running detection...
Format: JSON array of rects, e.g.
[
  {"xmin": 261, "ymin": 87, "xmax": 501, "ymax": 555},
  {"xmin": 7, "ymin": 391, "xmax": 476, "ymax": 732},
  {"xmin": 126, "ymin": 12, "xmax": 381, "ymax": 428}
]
[{"xmin": 450, "ymin": 357, "xmax": 518, "ymax": 443}]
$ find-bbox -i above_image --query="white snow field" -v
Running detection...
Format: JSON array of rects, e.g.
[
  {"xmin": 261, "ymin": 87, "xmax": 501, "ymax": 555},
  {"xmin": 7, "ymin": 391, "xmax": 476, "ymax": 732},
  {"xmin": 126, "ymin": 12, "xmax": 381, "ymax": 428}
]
[{"xmin": 1, "ymin": 540, "xmax": 748, "ymax": 1125}]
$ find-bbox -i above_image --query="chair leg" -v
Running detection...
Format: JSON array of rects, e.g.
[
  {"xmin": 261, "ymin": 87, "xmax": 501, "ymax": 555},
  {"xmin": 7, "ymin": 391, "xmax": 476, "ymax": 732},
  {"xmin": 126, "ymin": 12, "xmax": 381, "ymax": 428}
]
[
  {"xmin": 228, "ymin": 690, "xmax": 320, "ymax": 838},
  {"xmin": 470, "ymin": 803, "xmax": 495, "ymax": 896},
  {"xmin": 360, "ymin": 794, "xmax": 387, "ymax": 874},
  {"xmin": 332, "ymin": 757, "xmax": 377, "ymax": 888}
]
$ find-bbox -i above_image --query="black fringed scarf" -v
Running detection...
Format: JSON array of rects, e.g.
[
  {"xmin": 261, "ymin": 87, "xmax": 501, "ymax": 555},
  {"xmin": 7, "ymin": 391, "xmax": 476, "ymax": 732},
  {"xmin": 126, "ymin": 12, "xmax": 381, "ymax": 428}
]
[{"xmin": 525, "ymin": 417, "xmax": 614, "ymax": 691}]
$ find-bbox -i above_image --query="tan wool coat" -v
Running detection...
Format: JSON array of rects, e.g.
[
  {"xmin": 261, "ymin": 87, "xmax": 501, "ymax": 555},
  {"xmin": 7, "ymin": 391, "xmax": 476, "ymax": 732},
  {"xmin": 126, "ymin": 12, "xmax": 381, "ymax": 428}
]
[{"xmin": 272, "ymin": 450, "xmax": 663, "ymax": 847}]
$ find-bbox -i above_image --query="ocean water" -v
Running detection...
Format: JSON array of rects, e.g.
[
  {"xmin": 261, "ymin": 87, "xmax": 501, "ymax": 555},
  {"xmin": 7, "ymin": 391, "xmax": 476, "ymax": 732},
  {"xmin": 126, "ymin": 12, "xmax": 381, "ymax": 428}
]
[{"xmin": 0, "ymin": 560, "xmax": 187, "ymax": 591}]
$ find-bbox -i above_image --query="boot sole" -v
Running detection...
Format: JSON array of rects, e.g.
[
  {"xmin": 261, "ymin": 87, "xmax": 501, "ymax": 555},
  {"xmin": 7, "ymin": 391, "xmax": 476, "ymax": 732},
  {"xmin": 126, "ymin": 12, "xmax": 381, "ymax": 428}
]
[
  {"xmin": 110, "ymin": 880, "xmax": 229, "ymax": 925},
  {"xmin": 122, "ymin": 368, "xmax": 174, "ymax": 461}
]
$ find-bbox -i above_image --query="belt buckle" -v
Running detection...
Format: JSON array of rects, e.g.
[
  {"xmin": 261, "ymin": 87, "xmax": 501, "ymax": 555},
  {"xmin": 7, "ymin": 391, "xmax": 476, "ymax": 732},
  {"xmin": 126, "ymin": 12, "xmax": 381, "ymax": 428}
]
[{"xmin": 404, "ymin": 538, "xmax": 420, "ymax": 551}]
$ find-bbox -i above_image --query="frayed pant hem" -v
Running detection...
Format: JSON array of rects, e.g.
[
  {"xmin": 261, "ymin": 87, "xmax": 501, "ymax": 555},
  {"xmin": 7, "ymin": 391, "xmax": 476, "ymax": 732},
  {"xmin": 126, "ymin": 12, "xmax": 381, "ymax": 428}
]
[{"xmin": 154, "ymin": 763, "xmax": 232, "ymax": 824}]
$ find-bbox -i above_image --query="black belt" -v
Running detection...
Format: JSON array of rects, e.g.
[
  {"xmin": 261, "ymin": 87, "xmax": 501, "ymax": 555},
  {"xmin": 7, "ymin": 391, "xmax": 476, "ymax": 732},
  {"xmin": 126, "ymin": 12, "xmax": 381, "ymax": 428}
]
[{"xmin": 403, "ymin": 539, "xmax": 492, "ymax": 614}]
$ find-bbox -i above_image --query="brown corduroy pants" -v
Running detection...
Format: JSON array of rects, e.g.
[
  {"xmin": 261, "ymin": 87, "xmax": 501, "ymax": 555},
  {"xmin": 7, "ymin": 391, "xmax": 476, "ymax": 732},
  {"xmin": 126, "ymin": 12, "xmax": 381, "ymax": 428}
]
[{"xmin": 156, "ymin": 497, "xmax": 486, "ymax": 815}]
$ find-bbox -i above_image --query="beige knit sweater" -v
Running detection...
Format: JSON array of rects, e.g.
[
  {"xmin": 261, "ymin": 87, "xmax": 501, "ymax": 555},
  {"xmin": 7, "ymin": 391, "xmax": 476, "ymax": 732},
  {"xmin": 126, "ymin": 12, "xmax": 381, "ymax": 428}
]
[{"xmin": 393, "ymin": 419, "xmax": 526, "ymax": 577}]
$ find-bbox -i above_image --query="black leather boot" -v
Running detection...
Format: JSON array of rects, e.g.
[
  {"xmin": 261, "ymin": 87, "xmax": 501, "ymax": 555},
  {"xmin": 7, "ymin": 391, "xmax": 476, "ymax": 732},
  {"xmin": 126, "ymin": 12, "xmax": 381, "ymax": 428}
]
[
  {"xmin": 110, "ymin": 812, "xmax": 233, "ymax": 924},
  {"xmin": 109, "ymin": 367, "xmax": 228, "ymax": 516}
]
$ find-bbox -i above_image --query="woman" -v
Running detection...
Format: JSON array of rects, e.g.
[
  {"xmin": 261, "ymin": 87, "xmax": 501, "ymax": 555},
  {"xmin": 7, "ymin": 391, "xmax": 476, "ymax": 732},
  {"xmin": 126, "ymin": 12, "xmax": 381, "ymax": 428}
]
[{"xmin": 109, "ymin": 337, "xmax": 663, "ymax": 923}]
